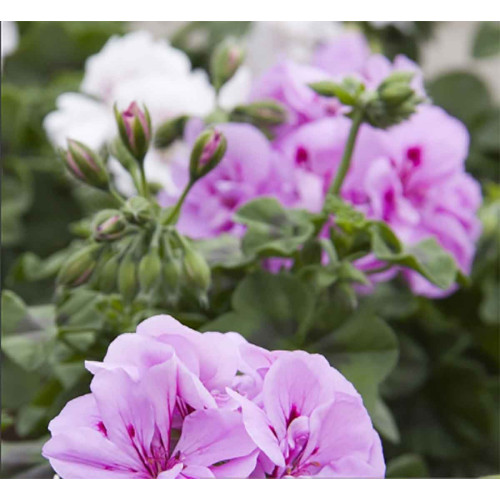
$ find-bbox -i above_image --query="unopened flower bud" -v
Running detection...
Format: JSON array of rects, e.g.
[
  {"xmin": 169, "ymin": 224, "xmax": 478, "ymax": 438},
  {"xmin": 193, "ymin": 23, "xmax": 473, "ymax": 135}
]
[
  {"xmin": 117, "ymin": 253, "xmax": 138, "ymax": 303},
  {"xmin": 163, "ymin": 257, "xmax": 182, "ymax": 293},
  {"xmin": 210, "ymin": 39, "xmax": 245, "ymax": 91},
  {"xmin": 98, "ymin": 253, "xmax": 121, "ymax": 293},
  {"xmin": 123, "ymin": 196, "xmax": 152, "ymax": 224},
  {"xmin": 309, "ymin": 77, "xmax": 365, "ymax": 106},
  {"xmin": 189, "ymin": 128, "xmax": 227, "ymax": 181},
  {"xmin": 93, "ymin": 210, "xmax": 127, "ymax": 241},
  {"xmin": 62, "ymin": 139, "xmax": 108, "ymax": 190},
  {"xmin": 115, "ymin": 102, "xmax": 152, "ymax": 161},
  {"xmin": 364, "ymin": 72, "xmax": 423, "ymax": 129},
  {"xmin": 183, "ymin": 247, "xmax": 211, "ymax": 291},
  {"xmin": 138, "ymin": 249, "xmax": 162, "ymax": 292},
  {"xmin": 57, "ymin": 245, "xmax": 100, "ymax": 287},
  {"xmin": 154, "ymin": 115, "xmax": 189, "ymax": 149},
  {"xmin": 230, "ymin": 101, "xmax": 288, "ymax": 127}
]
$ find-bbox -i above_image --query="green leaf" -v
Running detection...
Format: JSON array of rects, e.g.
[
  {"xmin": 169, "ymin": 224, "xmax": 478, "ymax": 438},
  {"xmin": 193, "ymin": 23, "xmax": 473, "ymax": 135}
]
[
  {"xmin": 0, "ymin": 438, "xmax": 52, "ymax": 479},
  {"xmin": 311, "ymin": 312, "xmax": 399, "ymax": 413},
  {"xmin": 234, "ymin": 197, "xmax": 315, "ymax": 258},
  {"xmin": 428, "ymin": 71, "xmax": 491, "ymax": 126},
  {"xmin": 386, "ymin": 454, "xmax": 429, "ymax": 478},
  {"xmin": 372, "ymin": 397, "xmax": 400, "ymax": 444},
  {"xmin": 370, "ymin": 224, "xmax": 458, "ymax": 289},
  {"xmin": 193, "ymin": 234, "xmax": 252, "ymax": 269},
  {"xmin": 1, "ymin": 290, "xmax": 29, "ymax": 334},
  {"xmin": 473, "ymin": 22, "xmax": 500, "ymax": 59},
  {"xmin": 1, "ymin": 291, "xmax": 57, "ymax": 371},
  {"xmin": 203, "ymin": 270, "xmax": 314, "ymax": 350}
]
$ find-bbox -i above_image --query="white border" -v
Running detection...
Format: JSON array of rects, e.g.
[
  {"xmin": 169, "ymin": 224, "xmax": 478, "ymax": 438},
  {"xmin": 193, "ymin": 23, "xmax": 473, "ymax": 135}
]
[
  {"xmin": 0, "ymin": 1, "xmax": 499, "ymax": 21},
  {"xmin": 0, "ymin": 477, "xmax": 498, "ymax": 497}
]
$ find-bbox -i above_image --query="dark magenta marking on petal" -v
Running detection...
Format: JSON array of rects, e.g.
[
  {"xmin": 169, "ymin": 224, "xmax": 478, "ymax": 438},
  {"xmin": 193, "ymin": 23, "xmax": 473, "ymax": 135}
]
[
  {"xmin": 406, "ymin": 146, "xmax": 422, "ymax": 167},
  {"xmin": 96, "ymin": 421, "xmax": 108, "ymax": 437},
  {"xmin": 127, "ymin": 424, "xmax": 136, "ymax": 439},
  {"xmin": 295, "ymin": 146, "xmax": 309, "ymax": 164}
]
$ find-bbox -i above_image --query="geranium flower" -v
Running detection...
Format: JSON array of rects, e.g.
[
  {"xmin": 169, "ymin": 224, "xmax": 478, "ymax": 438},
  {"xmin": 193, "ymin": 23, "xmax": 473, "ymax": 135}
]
[
  {"xmin": 276, "ymin": 106, "xmax": 481, "ymax": 296},
  {"xmin": 43, "ymin": 315, "xmax": 384, "ymax": 479},
  {"xmin": 43, "ymin": 340, "xmax": 258, "ymax": 478},
  {"xmin": 229, "ymin": 351, "xmax": 385, "ymax": 478}
]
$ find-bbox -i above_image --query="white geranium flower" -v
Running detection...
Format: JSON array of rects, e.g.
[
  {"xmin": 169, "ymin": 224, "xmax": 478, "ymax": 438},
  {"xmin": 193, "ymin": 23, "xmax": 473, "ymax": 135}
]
[
  {"xmin": 44, "ymin": 31, "xmax": 216, "ymax": 148},
  {"xmin": 1, "ymin": 21, "xmax": 19, "ymax": 62},
  {"xmin": 43, "ymin": 31, "xmax": 222, "ymax": 195}
]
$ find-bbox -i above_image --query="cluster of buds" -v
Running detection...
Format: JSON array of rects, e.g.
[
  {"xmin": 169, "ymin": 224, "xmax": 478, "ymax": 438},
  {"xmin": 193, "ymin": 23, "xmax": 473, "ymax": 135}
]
[
  {"xmin": 56, "ymin": 100, "xmax": 227, "ymax": 309},
  {"xmin": 309, "ymin": 72, "xmax": 422, "ymax": 129},
  {"xmin": 364, "ymin": 72, "xmax": 423, "ymax": 128},
  {"xmin": 210, "ymin": 38, "xmax": 245, "ymax": 91},
  {"xmin": 58, "ymin": 210, "xmax": 212, "ymax": 307}
]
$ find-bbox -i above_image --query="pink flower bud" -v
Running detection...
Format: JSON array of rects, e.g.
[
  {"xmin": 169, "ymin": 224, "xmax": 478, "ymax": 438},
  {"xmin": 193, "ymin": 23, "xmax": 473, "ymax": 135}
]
[
  {"xmin": 115, "ymin": 102, "xmax": 152, "ymax": 161},
  {"xmin": 62, "ymin": 139, "xmax": 108, "ymax": 189},
  {"xmin": 189, "ymin": 128, "xmax": 227, "ymax": 180}
]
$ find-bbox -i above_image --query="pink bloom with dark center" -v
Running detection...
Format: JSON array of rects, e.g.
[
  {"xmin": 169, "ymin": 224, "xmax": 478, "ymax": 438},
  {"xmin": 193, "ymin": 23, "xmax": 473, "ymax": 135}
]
[{"xmin": 43, "ymin": 315, "xmax": 385, "ymax": 479}]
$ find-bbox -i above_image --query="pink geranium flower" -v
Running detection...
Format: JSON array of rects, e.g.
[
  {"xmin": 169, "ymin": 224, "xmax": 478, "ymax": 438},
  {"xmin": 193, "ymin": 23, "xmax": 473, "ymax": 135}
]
[
  {"xmin": 43, "ymin": 341, "xmax": 258, "ymax": 478},
  {"xmin": 229, "ymin": 351, "xmax": 384, "ymax": 478},
  {"xmin": 43, "ymin": 315, "xmax": 384, "ymax": 479}
]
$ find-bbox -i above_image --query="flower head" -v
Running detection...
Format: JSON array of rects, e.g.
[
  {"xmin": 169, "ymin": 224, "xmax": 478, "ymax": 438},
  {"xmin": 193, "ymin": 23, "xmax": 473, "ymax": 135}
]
[{"xmin": 43, "ymin": 315, "xmax": 384, "ymax": 479}]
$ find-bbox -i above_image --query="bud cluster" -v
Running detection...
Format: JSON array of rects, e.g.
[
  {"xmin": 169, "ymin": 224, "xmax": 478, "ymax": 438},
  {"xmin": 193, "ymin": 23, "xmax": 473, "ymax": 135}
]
[
  {"xmin": 363, "ymin": 72, "xmax": 423, "ymax": 129},
  {"xmin": 309, "ymin": 72, "xmax": 422, "ymax": 129},
  {"xmin": 57, "ymin": 209, "xmax": 212, "ymax": 307}
]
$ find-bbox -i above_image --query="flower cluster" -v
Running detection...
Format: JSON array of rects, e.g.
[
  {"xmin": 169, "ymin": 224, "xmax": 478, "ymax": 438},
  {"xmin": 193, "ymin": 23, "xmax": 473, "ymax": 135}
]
[
  {"xmin": 43, "ymin": 28, "xmax": 482, "ymax": 297},
  {"xmin": 167, "ymin": 32, "xmax": 481, "ymax": 297},
  {"xmin": 43, "ymin": 315, "xmax": 384, "ymax": 479}
]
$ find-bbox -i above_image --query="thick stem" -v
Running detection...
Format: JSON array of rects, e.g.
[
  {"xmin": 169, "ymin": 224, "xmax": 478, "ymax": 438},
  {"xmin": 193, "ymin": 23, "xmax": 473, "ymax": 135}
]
[
  {"xmin": 163, "ymin": 180, "xmax": 194, "ymax": 225},
  {"xmin": 329, "ymin": 108, "xmax": 364, "ymax": 196}
]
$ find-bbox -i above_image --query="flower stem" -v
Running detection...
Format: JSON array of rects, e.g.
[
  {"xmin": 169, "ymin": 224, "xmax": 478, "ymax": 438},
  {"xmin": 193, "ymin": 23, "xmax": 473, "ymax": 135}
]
[
  {"xmin": 138, "ymin": 159, "xmax": 150, "ymax": 199},
  {"xmin": 163, "ymin": 180, "xmax": 194, "ymax": 225},
  {"xmin": 329, "ymin": 108, "xmax": 364, "ymax": 196}
]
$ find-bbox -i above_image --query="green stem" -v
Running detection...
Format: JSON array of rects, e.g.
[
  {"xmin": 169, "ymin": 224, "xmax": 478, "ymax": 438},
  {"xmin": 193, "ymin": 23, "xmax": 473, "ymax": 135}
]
[
  {"xmin": 329, "ymin": 108, "xmax": 364, "ymax": 196},
  {"xmin": 163, "ymin": 180, "xmax": 194, "ymax": 225},
  {"xmin": 110, "ymin": 186, "xmax": 125, "ymax": 205},
  {"xmin": 365, "ymin": 263, "xmax": 392, "ymax": 275},
  {"xmin": 138, "ymin": 159, "xmax": 150, "ymax": 199}
]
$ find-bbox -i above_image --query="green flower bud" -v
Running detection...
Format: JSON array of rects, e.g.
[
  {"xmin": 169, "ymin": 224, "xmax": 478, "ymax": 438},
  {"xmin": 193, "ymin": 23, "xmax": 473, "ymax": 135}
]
[
  {"xmin": 210, "ymin": 39, "xmax": 245, "ymax": 91},
  {"xmin": 154, "ymin": 115, "xmax": 189, "ymax": 149},
  {"xmin": 117, "ymin": 253, "xmax": 138, "ymax": 303},
  {"xmin": 123, "ymin": 196, "xmax": 152, "ymax": 224},
  {"xmin": 309, "ymin": 78, "xmax": 365, "ymax": 105},
  {"xmin": 138, "ymin": 249, "xmax": 162, "ymax": 292},
  {"xmin": 378, "ymin": 83, "xmax": 414, "ymax": 107},
  {"xmin": 183, "ymin": 246, "xmax": 211, "ymax": 291},
  {"xmin": 114, "ymin": 102, "xmax": 152, "ymax": 162},
  {"xmin": 93, "ymin": 210, "xmax": 127, "ymax": 241},
  {"xmin": 57, "ymin": 244, "xmax": 100, "ymax": 287},
  {"xmin": 189, "ymin": 128, "xmax": 227, "ymax": 181},
  {"xmin": 98, "ymin": 253, "xmax": 121, "ymax": 293},
  {"xmin": 364, "ymin": 71, "xmax": 423, "ymax": 129},
  {"xmin": 62, "ymin": 139, "xmax": 108, "ymax": 190},
  {"xmin": 230, "ymin": 101, "xmax": 288, "ymax": 127},
  {"xmin": 163, "ymin": 258, "xmax": 182, "ymax": 293}
]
